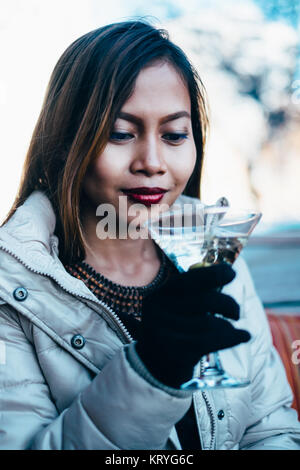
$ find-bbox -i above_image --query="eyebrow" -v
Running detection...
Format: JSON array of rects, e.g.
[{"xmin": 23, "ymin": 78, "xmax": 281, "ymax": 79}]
[{"xmin": 117, "ymin": 111, "xmax": 191, "ymax": 126}]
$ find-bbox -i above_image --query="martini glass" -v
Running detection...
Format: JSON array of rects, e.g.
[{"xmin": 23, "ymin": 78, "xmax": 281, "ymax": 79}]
[{"xmin": 145, "ymin": 201, "xmax": 262, "ymax": 390}]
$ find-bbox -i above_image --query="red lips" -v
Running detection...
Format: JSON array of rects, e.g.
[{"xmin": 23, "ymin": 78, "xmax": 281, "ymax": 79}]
[{"xmin": 122, "ymin": 187, "xmax": 168, "ymax": 206}]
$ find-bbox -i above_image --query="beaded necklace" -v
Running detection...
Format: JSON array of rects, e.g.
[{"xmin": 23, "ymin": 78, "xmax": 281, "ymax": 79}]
[{"xmin": 64, "ymin": 250, "xmax": 176, "ymax": 323}]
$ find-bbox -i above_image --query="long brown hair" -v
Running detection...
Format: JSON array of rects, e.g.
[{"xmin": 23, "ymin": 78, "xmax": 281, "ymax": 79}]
[{"xmin": 1, "ymin": 19, "xmax": 209, "ymax": 264}]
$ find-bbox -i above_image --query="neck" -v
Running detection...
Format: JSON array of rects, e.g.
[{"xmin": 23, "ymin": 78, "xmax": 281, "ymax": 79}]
[{"xmin": 81, "ymin": 208, "xmax": 160, "ymax": 285}]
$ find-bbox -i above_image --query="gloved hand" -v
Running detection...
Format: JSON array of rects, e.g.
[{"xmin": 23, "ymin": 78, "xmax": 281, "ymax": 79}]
[{"xmin": 135, "ymin": 262, "xmax": 251, "ymax": 389}]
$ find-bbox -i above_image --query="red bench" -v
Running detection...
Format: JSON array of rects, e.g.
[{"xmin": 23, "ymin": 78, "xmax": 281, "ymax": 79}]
[{"xmin": 267, "ymin": 312, "xmax": 300, "ymax": 419}]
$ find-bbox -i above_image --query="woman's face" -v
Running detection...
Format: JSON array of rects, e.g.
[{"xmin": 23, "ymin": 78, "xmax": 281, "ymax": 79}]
[{"xmin": 82, "ymin": 61, "xmax": 197, "ymax": 225}]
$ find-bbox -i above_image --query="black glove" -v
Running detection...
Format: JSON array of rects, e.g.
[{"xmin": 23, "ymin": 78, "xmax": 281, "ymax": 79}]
[{"xmin": 135, "ymin": 262, "xmax": 251, "ymax": 389}]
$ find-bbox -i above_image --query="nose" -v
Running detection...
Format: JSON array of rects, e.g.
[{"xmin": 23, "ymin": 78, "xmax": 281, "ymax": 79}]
[{"xmin": 130, "ymin": 136, "xmax": 167, "ymax": 176}]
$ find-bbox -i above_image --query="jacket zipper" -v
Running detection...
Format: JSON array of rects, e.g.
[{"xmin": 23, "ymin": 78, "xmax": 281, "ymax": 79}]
[
  {"xmin": 0, "ymin": 244, "xmax": 133, "ymax": 345},
  {"xmin": 200, "ymin": 358, "xmax": 216, "ymax": 450}
]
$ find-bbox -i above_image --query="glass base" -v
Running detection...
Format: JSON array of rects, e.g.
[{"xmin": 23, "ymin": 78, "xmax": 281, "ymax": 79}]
[{"xmin": 180, "ymin": 369, "xmax": 250, "ymax": 391}]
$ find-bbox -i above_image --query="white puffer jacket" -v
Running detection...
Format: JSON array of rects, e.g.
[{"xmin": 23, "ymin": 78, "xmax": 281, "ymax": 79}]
[{"xmin": 0, "ymin": 190, "xmax": 299, "ymax": 450}]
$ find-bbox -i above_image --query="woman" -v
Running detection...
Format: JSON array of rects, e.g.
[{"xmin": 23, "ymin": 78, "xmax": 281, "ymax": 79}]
[{"xmin": 0, "ymin": 19, "xmax": 299, "ymax": 450}]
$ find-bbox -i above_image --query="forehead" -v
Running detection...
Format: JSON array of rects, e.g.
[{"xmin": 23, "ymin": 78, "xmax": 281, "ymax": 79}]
[{"xmin": 121, "ymin": 61, "xmax": 191, "ymax": 117}]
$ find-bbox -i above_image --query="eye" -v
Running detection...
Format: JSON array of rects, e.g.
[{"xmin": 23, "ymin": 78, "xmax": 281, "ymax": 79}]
[
  {"xmin": 110, "ymin": 132, "xmax": 134, "ymax": 141},
  {"xmin": 163, "ymin": 133, "xmax": 189, "ymax": 143}
]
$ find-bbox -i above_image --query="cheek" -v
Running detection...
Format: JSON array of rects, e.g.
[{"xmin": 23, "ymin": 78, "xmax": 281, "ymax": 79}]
[
  {"xmin": 171, "ymin": 143, "xmax": 197, "ymax": 185},
  {"xmin": 87, "ymin": 150, "xmax": 124, "ymax": 186},
  {"xmin": 82, "ymin": 155, "xmax": 115, "ymax": 205}
]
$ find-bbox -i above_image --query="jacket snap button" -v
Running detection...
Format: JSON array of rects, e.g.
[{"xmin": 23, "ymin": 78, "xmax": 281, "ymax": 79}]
[
  {"xmin": 71, "ymin": 334, "xmax": 85, "ymax": 350},
  {"xmin": 217, "ymin": 410, "xmax": 225, "ymax": 420},
  {"xmin": 13, "ymin": 287, "xmax": 28, "ymax": 301}
]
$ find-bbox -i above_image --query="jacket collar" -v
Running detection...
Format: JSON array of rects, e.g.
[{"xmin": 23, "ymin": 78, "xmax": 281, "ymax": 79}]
[
  {"xmin": 3, "ymin": 190, "xmax": 57, "ymax": 254},
  {"xmin": 0, "ymin": 190, "xmax": 94, "ymax": 301}
]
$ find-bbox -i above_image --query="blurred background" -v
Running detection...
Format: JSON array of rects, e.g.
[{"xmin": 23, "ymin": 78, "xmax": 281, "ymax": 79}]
[{"xmin": 0, "ymin": 0, "xmax": 299, "ymax": 310}]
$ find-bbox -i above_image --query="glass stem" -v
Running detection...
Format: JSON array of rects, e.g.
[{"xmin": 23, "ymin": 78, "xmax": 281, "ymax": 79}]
[{"xmin": 204, "ymin": 352, "xmax": 225, "ymax": 375}]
